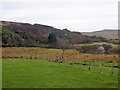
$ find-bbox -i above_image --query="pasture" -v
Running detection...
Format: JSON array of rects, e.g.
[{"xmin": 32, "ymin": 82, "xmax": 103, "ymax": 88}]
[
  {"xmin": 2, "ymin": 47, "xmax": 119, "ymax": 88},
  {"xmin": 77, "ymin": 42, "xmax": 118, "ymax": 48},
  {"xmin": 3, "ymin": 58, "xmax": 118, "ymax": 88}
]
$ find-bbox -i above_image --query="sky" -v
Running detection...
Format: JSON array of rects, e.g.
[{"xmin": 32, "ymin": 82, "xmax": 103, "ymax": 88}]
[{"xmin": 0, "ymin": 0, "xmax": 119, "ymax": 32}]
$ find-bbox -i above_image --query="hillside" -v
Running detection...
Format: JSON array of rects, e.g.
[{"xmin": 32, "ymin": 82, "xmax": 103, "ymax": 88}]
[
  {"xmin": 1, "ymin": 21, "xmax": 107, "ymax": 47},
  {"xmin": 82, "ymin": 29, "xmax": 119, "ymax": 39}
]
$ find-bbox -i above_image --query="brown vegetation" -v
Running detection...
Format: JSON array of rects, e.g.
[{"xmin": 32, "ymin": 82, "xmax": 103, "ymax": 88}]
[{"xmin": 2, "ymin": 47, "xmax": 118, "ymax": 62}]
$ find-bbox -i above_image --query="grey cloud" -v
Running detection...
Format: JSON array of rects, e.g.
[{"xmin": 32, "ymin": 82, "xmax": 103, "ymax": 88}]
[{"xmin": 1, "ymin": 0, "xmax": 118, "ymax": 32}]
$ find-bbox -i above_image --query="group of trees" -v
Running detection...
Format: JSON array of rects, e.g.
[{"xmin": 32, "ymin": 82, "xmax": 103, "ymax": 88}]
[
  {"xmin": 2, "ymin": 21, "xmax": 110, "ymax": 47},
  {"xmin": 48, "ymin": 33, "xmax": 119, "ymax": 54},
  {"xmin": 1, "ymin": 21, "xmax": 119, "ymax": 54}
]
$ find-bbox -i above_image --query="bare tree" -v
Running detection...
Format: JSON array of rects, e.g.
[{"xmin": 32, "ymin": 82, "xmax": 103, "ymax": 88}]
[{"xmin": 57, "ymin": 39, "xmax": 69, "ymax": 63}]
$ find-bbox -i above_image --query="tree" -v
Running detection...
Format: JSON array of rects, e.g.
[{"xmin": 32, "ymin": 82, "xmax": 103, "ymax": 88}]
[
  {"xmin": 58, "ymin": 39, "xmax": 69, "ymax": 62},
  {"xmin": 48, "ymin": 33, "xmax": 57, "ymax": 44}
]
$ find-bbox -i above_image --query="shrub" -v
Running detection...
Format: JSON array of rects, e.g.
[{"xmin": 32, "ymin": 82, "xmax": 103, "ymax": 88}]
[
  {"xmin": 107, "ymin": 47, "xmax": 120, "ymax": 54},
  {"xmin": 76, "ymin": 44, "xmax": 115, "ymax": 54}
]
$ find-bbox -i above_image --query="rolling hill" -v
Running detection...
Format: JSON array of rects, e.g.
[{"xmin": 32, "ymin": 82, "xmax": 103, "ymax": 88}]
[
  {"xmin": 1, "ymin": 21, "xmax": 107, "ymax": 47},
  {"xmin": 82, "ymin": 29, "xmax": 119, "ymax": 39}
]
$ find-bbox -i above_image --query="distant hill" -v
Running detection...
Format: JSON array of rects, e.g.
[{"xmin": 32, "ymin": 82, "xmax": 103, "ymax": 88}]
[
  {"xmin": 1, "ymin": 21, "xmax": 108, "ymax": 47},
  {"xmin": 82, "ymin": 29, "xmax": 119, "ymax": 39}
]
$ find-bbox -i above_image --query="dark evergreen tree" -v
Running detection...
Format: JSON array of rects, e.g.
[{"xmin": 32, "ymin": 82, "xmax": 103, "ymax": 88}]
[{"xmin": 48, "ymin": 33, "xmax": 57, "ymax": 44}]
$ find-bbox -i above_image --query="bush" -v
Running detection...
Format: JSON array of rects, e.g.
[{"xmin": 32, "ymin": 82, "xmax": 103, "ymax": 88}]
[
  {"xmin": 76, "ymin": 44, "xmax": 115, "ymax": 54},
  {"xmin": 76, "ymin": 45, "xmax": 98, "ymax": 54},
  {"xmin": 107, "ymin": 47, "xmax": 120, "ymax": 54}
]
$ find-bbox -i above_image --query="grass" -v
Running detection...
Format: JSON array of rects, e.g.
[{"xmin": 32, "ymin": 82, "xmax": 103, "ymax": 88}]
[
  {"xmin": 2, "ymin": 47, "xmax": 118, "ymax": 62},
  {"xmin": 77, "ymin": 42, "xmax": 118, "ymax": 48},
  {"xmin": 2, "ymin": 58, "xmax": 118, "ymax": 88}
]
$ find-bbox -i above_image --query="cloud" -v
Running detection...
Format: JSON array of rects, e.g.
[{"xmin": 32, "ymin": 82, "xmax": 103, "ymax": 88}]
[{"xmin": 1, "ymin": 0, "xmax": 118, "ymax": 32}]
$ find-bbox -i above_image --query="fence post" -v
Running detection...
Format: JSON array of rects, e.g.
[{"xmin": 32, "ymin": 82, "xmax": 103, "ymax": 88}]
[
  {"xmin": 99, "ymin": 62, "xmax": 102, "ymax": 73},
  {"xmin": 88, "ymin": 61, "xmax": 91, "ymax": 70},
  {"xmin": 111, "ymin": 61, "xmax": 113, "ymax": 76}
]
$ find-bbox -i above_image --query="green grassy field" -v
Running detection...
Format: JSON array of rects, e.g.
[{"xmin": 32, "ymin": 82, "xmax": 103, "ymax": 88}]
[
  {"xmin": 77, "ymin": 42, "xmax": 118, "ymax": 48},
  {"xmin": 3, "ymin": 58, "xmax": 118, "ymax": 88}
]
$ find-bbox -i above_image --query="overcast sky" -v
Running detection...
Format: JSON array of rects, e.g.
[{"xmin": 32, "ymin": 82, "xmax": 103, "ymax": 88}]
[{"xmin": 0, "ymin": 0, "xmax": 119, "ymax": 32}]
